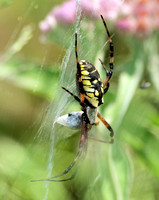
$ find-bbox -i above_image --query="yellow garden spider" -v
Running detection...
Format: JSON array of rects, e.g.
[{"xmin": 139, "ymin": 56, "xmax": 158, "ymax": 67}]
[{"xmin": 32, "ymin": 15, "xmax": 114, "ymax": 182}]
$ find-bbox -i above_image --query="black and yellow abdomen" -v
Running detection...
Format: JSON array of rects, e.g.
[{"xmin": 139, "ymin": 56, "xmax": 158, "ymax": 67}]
[{"xmin": 77, "ymin": 60, "xmax": 104, "ymax": 108}]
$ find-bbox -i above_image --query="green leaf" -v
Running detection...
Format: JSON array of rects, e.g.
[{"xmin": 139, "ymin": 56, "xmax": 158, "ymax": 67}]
[
  {"xmin": 105, "ymin": 43, "xmax": 145, "ymax": 130},
  {"xmin": 0, "ymin": 0, "xmax": 13, "ymax": 8},
  {"xmin": 0, "ymin": 60, "xmax": 60, "ymax": 99}
]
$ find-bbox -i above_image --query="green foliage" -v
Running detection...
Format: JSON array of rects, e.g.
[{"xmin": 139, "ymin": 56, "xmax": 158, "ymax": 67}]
[
  {"xmin": 0, "ymin": 2, "xmax": 159, "ymax": 200},
  {"xmin": 0, "ymin": 59, "xmax": 60, "ymax": 99},
  {"xmin": 0, "ymin": 0, "xmax": 13, "ymax": 8}
]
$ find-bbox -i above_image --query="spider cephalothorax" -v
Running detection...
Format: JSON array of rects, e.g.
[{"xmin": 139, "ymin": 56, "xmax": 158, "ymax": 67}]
[{"xmin": 31, "ymin": 15, "xmax": 114, "ymax": 183}]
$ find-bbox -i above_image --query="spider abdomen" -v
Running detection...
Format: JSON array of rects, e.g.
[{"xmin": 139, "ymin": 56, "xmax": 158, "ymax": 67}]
[{"xmin": 78, "ymin": 60, "xmax": 104, "ymax": 108}]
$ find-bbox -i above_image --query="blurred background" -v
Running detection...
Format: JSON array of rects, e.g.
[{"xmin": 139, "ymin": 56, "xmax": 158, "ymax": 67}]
[{"xmin": 0, "ymin": 0, "xmax": 159, "ymax": 200}]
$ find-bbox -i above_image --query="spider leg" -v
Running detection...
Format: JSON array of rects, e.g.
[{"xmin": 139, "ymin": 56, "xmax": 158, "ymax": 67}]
[
  {"xmin": 31, "ymin": 167, "xmax": 78, "ymax": 182},
  {"xmin": 62, "ymin": 87, "xmax": 86, "ymax": 109},
  {"xmin": 31, "ymin": 113, "xmax": 88, "ymax": 182},
  {"xmin": 62, "ymin": 87, "xmax": 80, "ymax": 103},
  {"xmin": 75, "ymin": 32, "xmax": 80, "ymax": 70},
  {"xmin": 75, "ymin": 32, "xmax": 81, "ymax": 83},
  {"xmin": 98, "ymin": 58, "xmax": 109, "ymax": 77},
  {"xmin": 91, "ymin": 112, "xmax": 114, "ymax": 144},
  {"xmin": 104, "ymin": 83, "xmax": 110, "ymax": 94},
  {"xmin": 62, "ymin": 87, "xmax": 87, "ymax": 110},
  {"xmin": 100, "ymin": 15, "xmax": 114, "ymax": 88},
  {"xmin": 75, "ymin": 32, "xmax": 86, "ymax": 104},
  {"xmin": 44, "ymin": 171, "xmax": 77, "ymax": 182},
  {"xmin": 31, "ymin": 146, "xmax": 83, "ymax": 182},
  {"xmin": 98, "ymin": 58, "xmax": 110, "ymax": 94},
  {"xmin": 88, "ymin": 136, "xmax": 111, "ymax": 144}
]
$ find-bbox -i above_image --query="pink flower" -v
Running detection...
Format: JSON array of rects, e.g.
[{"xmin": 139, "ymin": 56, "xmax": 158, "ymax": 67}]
[
  {"xmin": 39, "ymin": 0, "xmax": 76, "ymax": 33},
  {"xmin": 116, "ymin": 0, "xmax": 159, "ymax": 36},
  {"xmin": 116, "ymin": 17, "xmax": 136, "ymax": 32},
  {"xmin": 39, "ymin": 16, "xmax": 57, "ymax": 33},
  {"xmin": 39, "ymin": 0, "xmax": 123, "ymax": 33},
  {"xmin": 81, "ymin": 0, "xmax": 122, "ymax": 20},
  {"xmin": 39, "ymin": 0, "xmax": 159, "ymax": 36},
  {"xmin": 52, "ymin": 0, "xmax": 76, "ymax": 24}
]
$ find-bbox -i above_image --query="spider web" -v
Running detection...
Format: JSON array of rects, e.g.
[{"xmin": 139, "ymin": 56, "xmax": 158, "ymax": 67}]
[
  {"xmin": 32, "ymin": 1, "xmax": 110, "ymax": 198},
  {"xmin": 0, "ymin": 0, "xmax": 83, "ymax": 199},
  {"xmin": 0, "ymin": 1, "xmax": 122, "ymax": 200},
  {"xmin": 3, "ymin": 1, "xmax": 158, "ymax": 199},
  {"xmin": 34, "ymin": 1, "xmax": 83, "ymax": 199}
]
